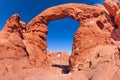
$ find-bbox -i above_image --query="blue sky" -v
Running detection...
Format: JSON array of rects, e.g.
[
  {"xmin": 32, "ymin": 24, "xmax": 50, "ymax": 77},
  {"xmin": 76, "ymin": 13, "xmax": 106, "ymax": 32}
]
[{"xmin": 0, "ymin": 0, "xmax": 103, "ymax": 54}]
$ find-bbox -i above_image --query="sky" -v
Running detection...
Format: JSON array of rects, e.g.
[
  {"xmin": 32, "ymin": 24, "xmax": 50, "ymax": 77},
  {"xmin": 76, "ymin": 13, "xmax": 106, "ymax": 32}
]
[{"xmin": 0, "ymin": 0, "xmax": 103, "ymax": 54}]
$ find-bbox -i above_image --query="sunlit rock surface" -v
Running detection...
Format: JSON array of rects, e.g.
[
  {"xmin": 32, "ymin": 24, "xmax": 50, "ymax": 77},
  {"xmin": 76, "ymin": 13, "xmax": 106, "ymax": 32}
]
[{"xmin": 1, "ymin": 2, "xmax": 120, "ymax": 80}]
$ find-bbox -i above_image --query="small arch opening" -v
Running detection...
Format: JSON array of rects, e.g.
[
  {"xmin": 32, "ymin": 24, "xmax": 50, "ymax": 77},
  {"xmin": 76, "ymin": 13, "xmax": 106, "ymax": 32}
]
[
  {"xmin": 96, "ymin": 21, "xmax": 104, "ymax": 30},
  {"xmin": 47, "ymin": 17, "xmax": 79, "ymax": 54}
]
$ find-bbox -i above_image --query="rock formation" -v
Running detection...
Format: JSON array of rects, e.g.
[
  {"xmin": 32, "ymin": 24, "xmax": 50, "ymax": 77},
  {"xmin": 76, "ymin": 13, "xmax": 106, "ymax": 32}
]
[
  {"xmin": 104, "ymin": 0, "xmax": 120, "ymax": 27},
  {"xmin": 25, "ymin": 3, "xmax": 114, "ymax": 71},
  {"xmin": 1, "ymin": 1, "xmax": 120, "ymax": 80},
  {"xmin": 0, "ymin": 14, "xmax": 28, "ymax": 59},
  {"xmin": 104, "ymin": 0, "xmax": 120, "ymax": 40}
]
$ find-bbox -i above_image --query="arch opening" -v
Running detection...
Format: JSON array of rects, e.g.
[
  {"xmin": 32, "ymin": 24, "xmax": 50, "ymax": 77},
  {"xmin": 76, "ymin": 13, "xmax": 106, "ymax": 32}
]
[{"xmin": 47, "ymin": 17, "xmax": 79, "ymax": 54}]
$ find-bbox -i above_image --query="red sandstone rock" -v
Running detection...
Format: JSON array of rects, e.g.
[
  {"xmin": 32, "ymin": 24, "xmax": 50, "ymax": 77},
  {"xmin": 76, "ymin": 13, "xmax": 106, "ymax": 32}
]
[
  {"xmin": 1, "ymin": 44, "xmax": 120, "ymax": 80},
  {"xmin": 2, "ymin": 14, "xmax": 25, "ymax": 38},
  {"xmin": 0, "ymin": 14, "xmax": 28, "ymax": 59},
  {"xmin": 1, "ymin": 2, "xmax": 120, "ymax": 80},
  {"xmin": 25, "ymin": 3, "xmax": 114, "ymax": 71},
  {"xmin": 104, "ymin": 0, "xmax": 120, "ymax": 29},
  {"xmin": 104, "ymin": 0, "xmax": 120, "ymax": 41}
]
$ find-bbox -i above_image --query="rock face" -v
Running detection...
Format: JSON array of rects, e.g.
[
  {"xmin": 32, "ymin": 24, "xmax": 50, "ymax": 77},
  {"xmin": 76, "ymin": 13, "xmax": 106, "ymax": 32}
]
[
  {"xmin": 72, "ymin": 44, "xmax": 120, "ymax": 80},
  {"xmin": 104, "ymin": 0, "xmax": 120, "ymax": 40},
  {"xmin": 104, "ymin": 0, "xmax": 120, "ymax": 27},
  {"xmin": 25, "ymin": 3, "xmax": 114, "ymax": 71},
  {"xmin": 1, "ymin": 2, "xmax": 120, "ymax": 80},
  {"xmin": 0, "ymin": 14, "xmax": 28, "ymax": 59}
]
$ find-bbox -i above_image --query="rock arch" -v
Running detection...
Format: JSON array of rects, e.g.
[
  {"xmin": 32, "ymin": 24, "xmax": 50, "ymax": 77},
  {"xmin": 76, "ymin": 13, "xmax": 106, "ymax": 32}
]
[{"xmin": 24, "ymin": 3, "xmax": 114, "ymax": 70}]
